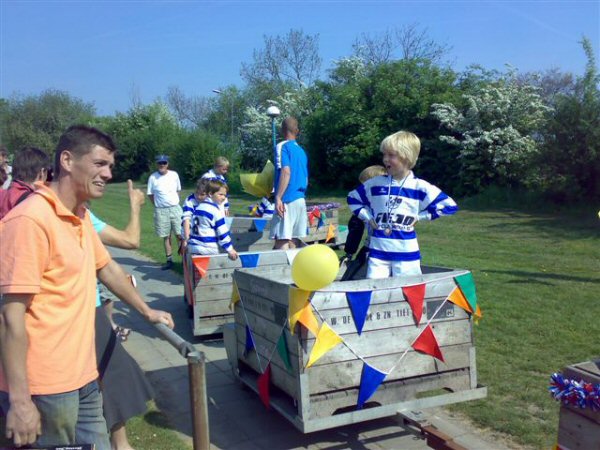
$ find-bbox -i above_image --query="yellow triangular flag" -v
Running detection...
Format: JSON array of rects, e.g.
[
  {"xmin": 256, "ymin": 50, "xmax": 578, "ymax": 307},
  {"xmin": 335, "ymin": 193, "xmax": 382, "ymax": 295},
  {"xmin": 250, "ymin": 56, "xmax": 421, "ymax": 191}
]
[
  {"xmin": 229, "ymin": 280, "xmax": 241, "ymax": 310},
  {"xmin": 306, "ymin": 323, "xmax": 343, "ymax": 368},
  {"xmin": 289, "ymin": 287, "xmax": 311, "ymax": 335},
  {"xmin": 325, "ymin": 223, "xmax": 335, "ymax": 243},
  {"xmin": 448, "ymin": 287, "xmax": 473, "ymax": 314},
  {"xmin": 298, "ymin": 304, "xmax": 319, "ymax": 336}
]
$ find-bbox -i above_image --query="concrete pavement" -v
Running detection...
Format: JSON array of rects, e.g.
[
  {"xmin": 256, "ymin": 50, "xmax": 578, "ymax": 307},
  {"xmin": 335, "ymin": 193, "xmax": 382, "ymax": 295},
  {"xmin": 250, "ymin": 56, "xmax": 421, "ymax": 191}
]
[{"xmin": 110, "ymin": 247, "xmax": 516, "ymax": 450}]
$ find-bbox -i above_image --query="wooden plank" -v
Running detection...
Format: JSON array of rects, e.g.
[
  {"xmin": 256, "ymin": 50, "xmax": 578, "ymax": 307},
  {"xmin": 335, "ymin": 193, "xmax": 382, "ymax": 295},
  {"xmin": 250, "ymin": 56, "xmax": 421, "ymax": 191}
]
[
  {"xmin": 558, "ymin": 407, "xmax": 600, "ymax": 449},
  {"xmin": 562, "ymin": 361, "xmax": 600, "ymax": 425}
]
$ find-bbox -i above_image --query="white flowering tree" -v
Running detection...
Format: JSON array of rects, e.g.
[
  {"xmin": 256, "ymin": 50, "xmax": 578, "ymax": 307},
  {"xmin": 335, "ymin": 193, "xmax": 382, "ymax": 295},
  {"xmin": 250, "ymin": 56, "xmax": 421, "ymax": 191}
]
[
  {"xmin": 431, "ymin": 68, "xmax": 552, "ymax": 192},
  {"xmin": 239, "ymin": 90, "xmax": 313, "ymax": 170}
]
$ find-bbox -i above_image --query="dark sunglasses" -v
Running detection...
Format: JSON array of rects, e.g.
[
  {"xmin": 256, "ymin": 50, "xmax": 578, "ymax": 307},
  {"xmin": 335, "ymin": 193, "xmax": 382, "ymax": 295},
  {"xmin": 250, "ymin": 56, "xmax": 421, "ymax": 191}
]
[{"xmin": 157, "ymin": 162, "xmax": 168, "ymax": 166}]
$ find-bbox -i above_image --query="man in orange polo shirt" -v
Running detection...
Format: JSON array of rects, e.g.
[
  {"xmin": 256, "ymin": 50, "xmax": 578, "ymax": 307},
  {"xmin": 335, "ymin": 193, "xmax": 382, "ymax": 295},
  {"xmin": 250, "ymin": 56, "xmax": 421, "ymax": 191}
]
[{"xmin": 0, "ymin": 125, "xmax": 173, "ymax": 449}]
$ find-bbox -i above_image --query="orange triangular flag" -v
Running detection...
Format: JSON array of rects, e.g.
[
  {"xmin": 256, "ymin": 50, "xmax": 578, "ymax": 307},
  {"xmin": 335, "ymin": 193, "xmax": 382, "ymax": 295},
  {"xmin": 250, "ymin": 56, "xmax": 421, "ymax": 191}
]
[
  {"xmin": 288, "ymin": 287, "xmax": 311, "ymax": 335},
  {"xmin": 325, "ymin": 223, "xmax": 335, "ymax": 243},
  {"xmin": 298, "ymin": 304, "xmax": 319, "ymax": 336},
  {"xmin": 192, "ymin": 256, "xmax": 211, "ymax": 278},
  {"xmin": 412, "ymin": 325, "xmax": 445, "ymax": 362},
  {"xmin": 306, "ymin": 323, "xmax": 343, "ymax": 368},
  {"xmin": 448, "ymin": 287, "xmax": 473, "ymax": 313},
  {"xmin": 402, "ymin": 283, "xmax": 426, "ymax": 325}
]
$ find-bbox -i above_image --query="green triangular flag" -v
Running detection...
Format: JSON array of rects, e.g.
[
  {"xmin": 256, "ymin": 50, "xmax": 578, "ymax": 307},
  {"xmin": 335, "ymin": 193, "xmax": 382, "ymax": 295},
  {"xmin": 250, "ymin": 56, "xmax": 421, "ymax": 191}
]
[
  {"xmin": 454, "ymin": 273, "xmax": 477, "ymax": 312},
  {"xmin": 277, "ymin": 332, "xmax": 292, "ymax": 372}
]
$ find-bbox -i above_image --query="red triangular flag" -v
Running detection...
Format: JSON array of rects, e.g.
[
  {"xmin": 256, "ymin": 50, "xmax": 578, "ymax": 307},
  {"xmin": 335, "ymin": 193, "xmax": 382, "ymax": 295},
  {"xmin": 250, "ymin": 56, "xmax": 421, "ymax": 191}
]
[
  {"xmin": 402, "ymin": 283, "xmax": 426, "ymax": 325},
  {"xmin": 192, "ymin": 256, "xmax": 211, "ymax": 278},
  {"xmin": 257, "ymin": 363, "xmax": 271, "ymax": 410},
  {"xmin": 412, "ymin": 325, "xmax": 444, "ymax": 362}
]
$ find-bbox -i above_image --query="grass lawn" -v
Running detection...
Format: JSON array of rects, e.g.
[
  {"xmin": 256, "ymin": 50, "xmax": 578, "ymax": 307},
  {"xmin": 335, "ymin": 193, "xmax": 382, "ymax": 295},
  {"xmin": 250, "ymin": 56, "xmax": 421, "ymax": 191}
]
[{"xmin": 92, "ymin": 182, "xmax": 600, "ymax": 449}]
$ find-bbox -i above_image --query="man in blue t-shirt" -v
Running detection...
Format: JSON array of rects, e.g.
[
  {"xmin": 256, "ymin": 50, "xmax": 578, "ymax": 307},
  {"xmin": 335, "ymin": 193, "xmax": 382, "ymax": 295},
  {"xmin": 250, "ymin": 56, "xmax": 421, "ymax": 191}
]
[{"xmin": 270, "ymin": 117, "xmax": 309, "ymax": 250}]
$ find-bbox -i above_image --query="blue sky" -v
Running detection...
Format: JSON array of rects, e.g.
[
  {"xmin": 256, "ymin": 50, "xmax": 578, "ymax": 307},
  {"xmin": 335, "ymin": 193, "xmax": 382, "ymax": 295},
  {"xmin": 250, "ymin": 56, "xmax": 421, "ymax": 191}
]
[{"xmin": 1, "ymin": 1, "xmax": 598, "ymax": 116}]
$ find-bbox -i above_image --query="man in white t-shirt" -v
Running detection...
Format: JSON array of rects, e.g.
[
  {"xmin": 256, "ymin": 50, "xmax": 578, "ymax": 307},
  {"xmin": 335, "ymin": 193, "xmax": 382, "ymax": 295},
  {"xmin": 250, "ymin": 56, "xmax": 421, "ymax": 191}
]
[{"xmin": 147, "ymin": 154, "xmax": 183, "ymax": 270}]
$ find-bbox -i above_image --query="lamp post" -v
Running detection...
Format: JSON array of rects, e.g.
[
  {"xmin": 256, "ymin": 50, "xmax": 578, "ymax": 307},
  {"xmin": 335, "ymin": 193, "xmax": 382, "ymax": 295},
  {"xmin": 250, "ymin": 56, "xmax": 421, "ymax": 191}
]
[
  {"xmin": 266, "ymin": 105, "xmax": 281, "ymax": 158},
  {"xmin": 212, "ymin": 89, "xmax": 234, "ymax": 143}
]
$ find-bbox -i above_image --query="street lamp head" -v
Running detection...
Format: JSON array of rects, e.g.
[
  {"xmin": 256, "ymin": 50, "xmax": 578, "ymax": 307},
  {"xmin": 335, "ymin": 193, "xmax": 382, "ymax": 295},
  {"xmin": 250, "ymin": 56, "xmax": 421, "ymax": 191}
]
[
  {"xmin": 266, "ymin": 106, "xmax": 281, "ymax": 118},
  {"xmin": 212, "ymin": 89, "xmax": 222, "ymax": 94}
]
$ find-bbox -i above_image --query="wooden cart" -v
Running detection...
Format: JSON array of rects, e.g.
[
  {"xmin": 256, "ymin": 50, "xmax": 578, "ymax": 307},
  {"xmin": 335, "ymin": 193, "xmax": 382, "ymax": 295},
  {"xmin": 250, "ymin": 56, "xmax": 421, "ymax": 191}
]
[
  {"xmin": 224, "ymin": 266, "xmax": 487, "ymax": 433},
  {"xmin": 556, "ymin": 360, "xmax": 600, "ymax": 449}
]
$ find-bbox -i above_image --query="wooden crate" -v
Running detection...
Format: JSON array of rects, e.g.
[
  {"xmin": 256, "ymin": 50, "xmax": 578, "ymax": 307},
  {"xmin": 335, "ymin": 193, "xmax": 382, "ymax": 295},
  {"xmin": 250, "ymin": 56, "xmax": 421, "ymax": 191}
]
[
  {"xmin": 228, "ymin": 266, "xmax": 486, "ymax": 432},
  {"xmin": 186, "ymin": 250, "xmax": 295, "ymax": 336},
  {"xmin": 227, "ymin": 209, "xmax": 344, "ymax": 253},
  {"xmin": 557, "ymin": 360, "xmax": 600, "ymax": 449}
]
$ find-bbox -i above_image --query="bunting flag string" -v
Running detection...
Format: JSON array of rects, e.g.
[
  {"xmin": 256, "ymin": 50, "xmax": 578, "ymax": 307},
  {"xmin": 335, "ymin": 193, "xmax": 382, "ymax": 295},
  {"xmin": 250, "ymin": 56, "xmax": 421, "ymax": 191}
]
[
  {"xmin": 240, "ymin": 253, "xmax": 260, "ymax": 268},
  {"xmin": 454, "ymin": 272, "xmax": 478, "ymax": 312},
  {"xmin": 253, "ymin": 219, "xmax": 268, "ymax": 233},
  {"xmin": 306, "ymin": 323, "xmax": 343, "ymax": 368},
  {"xmin": 325, "ymin": 224, "xmax": 336, "ymax": 243},
  {"xmin": 298, "ymin": 303, "xmax": 320, "ymax": 336},
  {"xmin": 402, "ymin": 283, "xmax": 426, "ymax": 326},
  {"xmin": 229, "ymin": 279, "xmax": 241, "ymax": 310},
  {"xmin": 317, "ymin": 214, "xmax": 325, "ymax": 230},
  {"xmin": 244, "ymin": 325, "xmax": 256, "ymax": 357},
  {"xmin": 285, "ymin": 249, "xmax": 301, "ymax": 265},
  {"xmin": 412, "ymin": 324, "xmax": 445, "ymax": 362},
  {"xmin": 357, "ymin": 362, "xmax": 388, "ymax": 409},
  {"xmin": 277, "ymin": 332, "xmax": 293, "ymax": 372},
  {"xmin": 345, "ymin": 291, "xmax": 372, "ymax": 335},
  {"xmin": 288, "ymin": 288, "xmax": 311, "ymax": 335},
  {"xmin": 192, "ymin": 256, "xmax": 211, "ymax": 278},
  {"xmin": 448, "ymin": 286, "xmax": 472, "ymax": 313},
  {"xmin": 257, "ymin": 363, "xmax": 271, "ymax": 410}
]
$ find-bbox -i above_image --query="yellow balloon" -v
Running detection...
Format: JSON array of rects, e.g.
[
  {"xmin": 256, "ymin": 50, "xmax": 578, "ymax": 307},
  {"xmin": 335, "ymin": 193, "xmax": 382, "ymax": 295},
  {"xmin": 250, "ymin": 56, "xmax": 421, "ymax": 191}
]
[{"xmin": 291, "ymin": 244, "xmax": 339, "ymax": 291}]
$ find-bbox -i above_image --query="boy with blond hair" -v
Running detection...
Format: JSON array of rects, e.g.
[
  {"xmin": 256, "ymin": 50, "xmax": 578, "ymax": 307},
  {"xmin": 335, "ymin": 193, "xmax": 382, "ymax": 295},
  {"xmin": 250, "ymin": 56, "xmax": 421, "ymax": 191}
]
[
  {"xmin": 202, "ymin": 156, "xmax": 230, "ymax": 214},
  {"xmin": 347, "ymin": 131, "xmax": 457, "ymax": 279}
]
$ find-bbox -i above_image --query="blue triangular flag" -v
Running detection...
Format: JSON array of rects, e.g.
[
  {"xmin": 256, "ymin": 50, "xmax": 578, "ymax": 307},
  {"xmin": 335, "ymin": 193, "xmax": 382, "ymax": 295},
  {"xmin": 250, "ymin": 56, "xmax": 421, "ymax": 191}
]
[
  {"xmin": 240, "ymin": 253, "xmax": 260, "ymax": 268},
  {"xmin": 244, "ymin": 325, "xmax": 256, "ymax": 357},
  {"xmin": 317, "ymin": 215, "xmax": 325, "ymax": 230},
  {"xmin": 253, "ymin": 219, "xmax": 268, "ymax": 232},
  {"xmin": 346, "ymin": 291, "xmax": 372, "ymax": 335},
  {"xmin": 357, "ymin": 362, "xmax": 387, "ymax": 409}
]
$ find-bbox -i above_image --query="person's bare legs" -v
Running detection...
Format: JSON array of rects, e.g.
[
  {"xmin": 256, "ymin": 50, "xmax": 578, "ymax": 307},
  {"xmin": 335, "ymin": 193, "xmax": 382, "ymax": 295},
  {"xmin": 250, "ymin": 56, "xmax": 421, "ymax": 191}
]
[
  {"xmin": 163, "ymin": 234, "xmax": 172, "ymax": 257},
  {"xmin": 110, "ymin": 423, "xmax": 133, "ymax": 450}
]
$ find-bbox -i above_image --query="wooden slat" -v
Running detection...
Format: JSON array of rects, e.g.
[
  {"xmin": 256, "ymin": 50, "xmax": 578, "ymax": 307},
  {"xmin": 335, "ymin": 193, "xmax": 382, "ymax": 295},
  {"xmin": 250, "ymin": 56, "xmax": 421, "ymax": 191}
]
[{"xmin": 558, "ymin": 407, "xmax": 600, "ymax": 449}]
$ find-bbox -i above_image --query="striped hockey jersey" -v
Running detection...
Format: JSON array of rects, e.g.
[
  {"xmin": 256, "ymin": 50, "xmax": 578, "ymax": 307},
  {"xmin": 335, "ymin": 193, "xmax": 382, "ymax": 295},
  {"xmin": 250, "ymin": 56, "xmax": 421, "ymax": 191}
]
[
  {"xmin": 187, "ymin": 198, "xmax": 234, "ymax": 255},
  {"xmin": 347, "ymin": 172, "xmax": 457, "ymax": 262}
]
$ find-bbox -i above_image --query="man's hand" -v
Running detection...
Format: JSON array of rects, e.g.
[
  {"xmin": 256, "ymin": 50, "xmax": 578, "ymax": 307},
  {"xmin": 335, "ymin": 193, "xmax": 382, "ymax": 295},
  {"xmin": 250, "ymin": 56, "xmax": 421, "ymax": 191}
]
[
  {"xmin": 275, "ymin": 197, "xmax": 285, "ymax": 218},
  {"xmin": 5, "ymin": 399, "xmax": 42, "ymax": 446},
  {"xmin": 228, "ymin": 249, "xmax": 238, "ymax": 261},
  {"xmin": 144, "ymin": 309, "xmax": 175, "ymax": 329},
  {"xmin": 127, "ymin": 179, "xmax": 145, "ymax": 210}
]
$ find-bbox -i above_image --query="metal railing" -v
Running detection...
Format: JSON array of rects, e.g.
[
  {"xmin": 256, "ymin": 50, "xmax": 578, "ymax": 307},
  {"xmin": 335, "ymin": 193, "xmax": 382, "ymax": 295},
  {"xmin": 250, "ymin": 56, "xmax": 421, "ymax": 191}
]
[{"xmin": 154, "ymin": 323, "xmax": 209, "ymax": 450}]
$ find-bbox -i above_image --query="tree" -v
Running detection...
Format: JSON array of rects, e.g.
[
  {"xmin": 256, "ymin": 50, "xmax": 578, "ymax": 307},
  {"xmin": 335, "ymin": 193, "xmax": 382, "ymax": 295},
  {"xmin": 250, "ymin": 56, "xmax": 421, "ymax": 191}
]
[
  {"xmin": 164, "ymin": 86, "xmax": 211, "ymax": 128},
  {"xmin": 537, "ymin": 37, "xmax": 600, "ymax": 201},
  {"xmin": 240, "ymin": 29, "xmax": 322, "ymax": 100},
  {"xmin": 0, "ymin": 89, "xmax": 95, "ymax": 154},
  {"xmin": 431, "ymin": 67, "xmax": 552, "ymax": 194},
  {"xmin": 352, "ymin": 24, "xmax": 452, "ymax": 67},
  {"xmin": 239, "ymin": 90, "xmax": 312, "ymax": 170},
  {"xmin": 304, "ymin": 59, "xmax": 461, "ymax": 188}
]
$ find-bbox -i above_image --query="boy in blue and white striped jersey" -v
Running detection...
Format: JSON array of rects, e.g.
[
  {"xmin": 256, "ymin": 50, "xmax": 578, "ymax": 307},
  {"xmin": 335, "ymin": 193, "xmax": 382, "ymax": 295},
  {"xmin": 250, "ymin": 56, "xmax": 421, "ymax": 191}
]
[
  {"xmin": 181, "ymin": 178, "xmax": 209, "ymax": 255},
  {"xmin": 253, "ymin": 196, "xmax": 275, "ymax": 219},
  {"xmin": 201, "ymin": 156, "xmax": 230, "ymax": 215},
  {"xmin": 347, "ymin": 131, "xmax": 458, "ymax": 279},
  {"xmin": 186, "ymin": 179, "xmax": 238, "ymax": 260}
]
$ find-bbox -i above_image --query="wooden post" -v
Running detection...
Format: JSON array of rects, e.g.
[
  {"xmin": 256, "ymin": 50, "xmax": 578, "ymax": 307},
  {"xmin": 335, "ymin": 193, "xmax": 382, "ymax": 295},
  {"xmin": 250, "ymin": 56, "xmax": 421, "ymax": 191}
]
[{"xmin": 188, "ymin": 351, "xmax": 210, "ymax": 450}]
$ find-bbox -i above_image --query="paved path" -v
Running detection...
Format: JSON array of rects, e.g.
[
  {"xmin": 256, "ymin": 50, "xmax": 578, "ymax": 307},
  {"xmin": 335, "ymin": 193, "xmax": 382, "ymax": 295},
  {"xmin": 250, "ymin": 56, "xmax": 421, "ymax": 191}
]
[{"xmin": 110, "ymin": 247, "xmax": 514, "ymax": 450}]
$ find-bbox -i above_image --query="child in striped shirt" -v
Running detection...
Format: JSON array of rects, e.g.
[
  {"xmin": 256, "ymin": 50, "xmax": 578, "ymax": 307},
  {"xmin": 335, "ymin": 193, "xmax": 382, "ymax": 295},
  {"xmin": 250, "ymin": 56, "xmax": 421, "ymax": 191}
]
[
  {"xmin": 187, "ymin": 179, "xmax": 238, "ymax": 260},
  {"xmin": 347, "ymin": 131, "xmax": 458, "ymax": 279}
]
